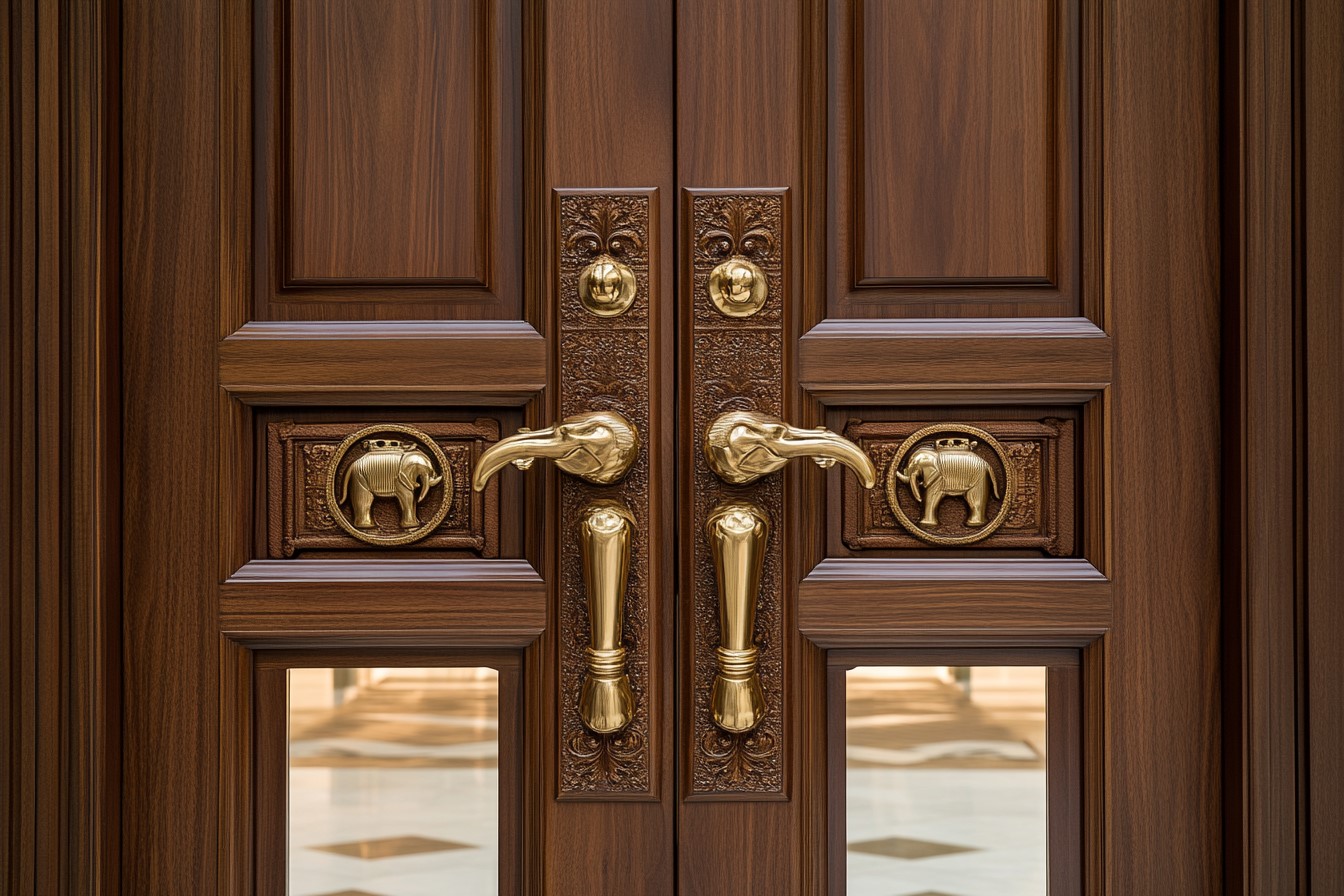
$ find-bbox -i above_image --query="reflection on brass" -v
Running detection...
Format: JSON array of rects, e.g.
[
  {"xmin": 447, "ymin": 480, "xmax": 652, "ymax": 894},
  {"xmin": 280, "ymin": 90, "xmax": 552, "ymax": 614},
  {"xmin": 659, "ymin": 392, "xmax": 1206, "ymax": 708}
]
[
  {"xmin": 704, "ymin": 409, "xmax": 878, "ymax": 487},
  {"xmin": 707, "ymin": 256, "xmax": 768, "ymax": 317},
  {"xmin": 707, "ymin": 501, "xmax": 770, "ymax": 733},
  {"xmin": 324, "ymin": 424, "xmax": 452, "ymax": 546},
  {"xmin": 472, "ymin": 410, "xmax": 640, "ymax": 490},
  {"xmin": 887, "ymin": 424, "xmax": 1017, "ymax": 546},
  {"xmin": 578, "ymin": 254, "xmax": 638, "ymax": 317},
  {"xmin": 578, "ymin": 501, "xmax": 636, "ymax": 734}
]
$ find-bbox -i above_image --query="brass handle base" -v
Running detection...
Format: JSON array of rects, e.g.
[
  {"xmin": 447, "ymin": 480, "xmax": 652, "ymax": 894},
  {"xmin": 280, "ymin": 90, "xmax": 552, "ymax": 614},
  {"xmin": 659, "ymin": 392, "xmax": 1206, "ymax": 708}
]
[
  {"xmin": 580, "ymin": 646, "xmax": 635, "ymax": 734},
  {"xmin": 712, "ymin": 646, "xmax": 766, "ymax": 733}
]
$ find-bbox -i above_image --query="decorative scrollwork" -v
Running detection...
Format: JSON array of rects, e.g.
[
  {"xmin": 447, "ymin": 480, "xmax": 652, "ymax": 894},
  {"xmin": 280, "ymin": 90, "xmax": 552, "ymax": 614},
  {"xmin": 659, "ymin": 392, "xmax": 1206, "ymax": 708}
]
[
  {"xmin": 556, "ymin": 190, "xmax": 656, "ymax": 796},
  {"xmin": 688, "ymin": 189, "xmax": 787, "ymax": 795}
]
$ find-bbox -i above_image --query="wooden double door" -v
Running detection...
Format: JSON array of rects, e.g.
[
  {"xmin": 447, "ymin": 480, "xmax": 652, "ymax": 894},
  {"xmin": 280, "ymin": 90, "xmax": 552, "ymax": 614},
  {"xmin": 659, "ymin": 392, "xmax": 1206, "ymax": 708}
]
[{"xmin": 120, "ymin": 0, "xmax": 1221, "ymax": 892}]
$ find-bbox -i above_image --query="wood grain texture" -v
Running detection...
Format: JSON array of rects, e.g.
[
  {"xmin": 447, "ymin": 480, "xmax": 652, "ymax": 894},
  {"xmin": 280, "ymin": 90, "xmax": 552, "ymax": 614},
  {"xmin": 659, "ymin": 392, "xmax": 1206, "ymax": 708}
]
[
  {"xmin": 122, "ymin": 0, "xmax": 221, "ymax": 888},
  {"xmin": 798, "ymin": 318, "xmax": 1111, "ymax": 404},
  {"xmin": 799, "ymin": 558, "xmax": 1110, "ymax": 646},
  {"xmin": 1304, "ymin": 0, "xmax": 1343, "ymax": 886},
  {"xmin": 250, "ymin": 0, "xmax": 523, "ymax": 317},
  {"xmin": 286, "ymin": 0, "xmax": 485, "ymax": 284},
  {"xmin": 676, "ymin": 0, "xmax": 806, "ymax": 889},
  {"xmin": 1106, "ymin": 0, "xmax": 1222, "ymax": 889},
  {"xmin": 221, "ymin": 560, "xmax": 545, "ymax": 646},
  {"xmin": 829, "ymin": 0, "xmax": 1084, "ymax": 316},
  {"xmin": 1221, "ymin": 0, "xmax": 1302, "ymax": 889},
  {"xmin": 218, "ymin": 320, "xmax": 546, "ymax": 405},
  {"xmin": 540, "ymin": 0, "xmax": 676, "ymax": 889}
]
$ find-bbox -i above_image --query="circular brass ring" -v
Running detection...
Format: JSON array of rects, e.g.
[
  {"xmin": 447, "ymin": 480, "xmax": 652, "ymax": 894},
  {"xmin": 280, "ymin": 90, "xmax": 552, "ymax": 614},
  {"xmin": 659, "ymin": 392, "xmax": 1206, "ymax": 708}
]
[
  {"xmin": 325, "ymin": 423, "xmax": 453, "ymax": 546},
  {"xmin": 578, "ymin": 254, "xmax": 638, "ymax": 317},
  {"xmin": 707, "ymin": 256, "xmax": 768, "ymax": 318},
  {"xmin": 885, "ymin": 423, "xmax": 1016, "ymax": 546}
]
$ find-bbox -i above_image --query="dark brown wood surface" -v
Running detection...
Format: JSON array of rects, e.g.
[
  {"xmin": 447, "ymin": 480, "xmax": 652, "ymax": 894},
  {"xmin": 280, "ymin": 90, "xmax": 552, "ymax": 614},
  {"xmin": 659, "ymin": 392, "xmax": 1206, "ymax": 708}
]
[
  {"xmin": 1305, "ymin": 0, "xmax": 1344, "ymax": 886},
  {"xmin": 12, "ymin": 0, "xmax": 1339, "ymax": 892}
]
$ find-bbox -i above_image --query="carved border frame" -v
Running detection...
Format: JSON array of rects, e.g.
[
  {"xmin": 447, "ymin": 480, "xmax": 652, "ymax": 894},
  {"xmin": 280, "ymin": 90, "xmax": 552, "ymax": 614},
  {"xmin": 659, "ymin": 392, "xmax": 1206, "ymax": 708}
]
[
  {"xmin": 684, "ymin": 188, "xmax": 788, "ymax": 797},
  {"xmin": 554, "ymin": 189, "xmax": 657, "ymax": 797}
]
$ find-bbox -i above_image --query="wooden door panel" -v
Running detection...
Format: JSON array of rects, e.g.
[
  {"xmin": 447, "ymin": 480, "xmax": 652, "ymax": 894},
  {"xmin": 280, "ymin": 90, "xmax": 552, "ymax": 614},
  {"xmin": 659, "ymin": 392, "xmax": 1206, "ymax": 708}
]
[
  {"xmin": 249, "ymin": 0, "xmax": 524, "ymax": 317},
  {"xmin": 830, "ymin": 0, "xmax": 1088, "ymax": 318}
]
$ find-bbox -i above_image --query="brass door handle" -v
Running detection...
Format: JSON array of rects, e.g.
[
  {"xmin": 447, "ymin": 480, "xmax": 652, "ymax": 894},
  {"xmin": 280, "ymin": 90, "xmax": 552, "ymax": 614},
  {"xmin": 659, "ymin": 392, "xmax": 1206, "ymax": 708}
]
[
  {"xmin": 704, "ymin": 409, "xmax": 877, "ymax": 487},
  {"xmin": 707, "ymin": 501, "xmax": 770, "ymax": 733},
  {"xmin": 472, "ymin": 410, "xmax": 640, "ymax": 490},
  {"xmin": 578, "ymin": 501, "xmax": 636, "ymax": 733}
]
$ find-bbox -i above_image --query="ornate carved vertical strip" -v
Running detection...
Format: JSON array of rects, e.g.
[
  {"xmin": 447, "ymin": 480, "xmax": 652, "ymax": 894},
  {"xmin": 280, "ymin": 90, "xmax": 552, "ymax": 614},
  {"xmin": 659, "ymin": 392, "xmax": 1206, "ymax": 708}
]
[
  {"xmin": 687, "ymin": 189, "xmax": 787, "ymax": 795},
  {"xmin": 555, "ymin": 190, "xmax": 655, "ymax": 796}
]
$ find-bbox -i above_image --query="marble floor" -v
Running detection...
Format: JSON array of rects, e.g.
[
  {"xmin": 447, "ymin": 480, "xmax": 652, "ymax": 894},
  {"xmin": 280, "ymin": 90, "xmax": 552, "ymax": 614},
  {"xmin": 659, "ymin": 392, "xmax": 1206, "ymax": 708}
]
[
  {"xmin": 844, "ymin": 668, "xmax": 1049, "ymax": 896},
  {"xmin": 286, "ymin": 666, "xmax": 1047, "ymax": 895},
  {"xmin": 288, "ymin": 669, "xmax": 500, "ymax": 896}
]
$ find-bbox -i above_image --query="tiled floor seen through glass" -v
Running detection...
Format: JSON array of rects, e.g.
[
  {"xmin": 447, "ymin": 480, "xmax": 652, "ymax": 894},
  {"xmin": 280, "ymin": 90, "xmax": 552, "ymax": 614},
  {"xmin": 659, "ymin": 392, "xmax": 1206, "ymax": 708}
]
[
  {"xmin": 288, "ymin": 667, "xmax": 499, "ymax": 896},
  {"xmin": 846, "ymin": 666, "xmax": 1049, "ymax": 896}
]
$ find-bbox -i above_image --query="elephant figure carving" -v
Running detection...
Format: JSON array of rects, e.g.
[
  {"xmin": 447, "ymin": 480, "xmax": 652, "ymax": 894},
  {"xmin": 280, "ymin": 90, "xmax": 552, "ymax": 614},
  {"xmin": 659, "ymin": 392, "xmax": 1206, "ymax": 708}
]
[
  {"xmin": 894, "ymin": 437, "xmax": 1001, "ymax": 527},
  {"xmin": 337, "ymin": 438, "xmax": 445, "ymax": 529}
]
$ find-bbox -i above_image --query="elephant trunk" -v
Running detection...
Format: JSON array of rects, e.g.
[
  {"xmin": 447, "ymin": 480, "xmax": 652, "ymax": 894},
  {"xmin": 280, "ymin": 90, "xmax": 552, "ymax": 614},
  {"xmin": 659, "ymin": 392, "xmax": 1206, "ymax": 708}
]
[
  {"xmin": 894, "ymin": 466, "xmax": 920, "ymax": 501},
  {"xmin": 419, "ymin": 470, "xmax": 444, "ymax": 502},
  {"xmin": 989, "ymin": 464, "xmax": 1001, "ymax": 500},
  {"xmin": 338, "ymin": 462, "xmax": 354, "ymax": 504}
]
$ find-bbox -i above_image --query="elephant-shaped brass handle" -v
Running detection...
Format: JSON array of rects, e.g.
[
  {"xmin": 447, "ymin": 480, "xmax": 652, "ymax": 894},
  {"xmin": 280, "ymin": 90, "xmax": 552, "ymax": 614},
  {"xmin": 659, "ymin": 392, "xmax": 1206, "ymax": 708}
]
[
  {"xmin": 471, "ymin": 410, "xmax": 640, "ymax": 490},
  {"xmin": 578, "ymin": 501, "xmax": 636, "ymax": 733},
  {"xmin": 703, "ymin": 410, "xmax": 878, "ymax": 487},
  {"xmin": 707, "ymin": 501, "xmax": 770, "ymax": 733}
]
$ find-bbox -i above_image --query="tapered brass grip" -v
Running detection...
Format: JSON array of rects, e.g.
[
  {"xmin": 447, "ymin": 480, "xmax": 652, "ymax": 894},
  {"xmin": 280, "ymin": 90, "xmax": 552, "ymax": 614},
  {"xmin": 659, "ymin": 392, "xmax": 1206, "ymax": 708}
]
[
  {"xmin": 704, "ymin": 409, "xmax": 878, "ymax": 487},
  {"xmin": 578, "ymin": 501, "xmax": 636, "ymax": 733},
  {"xmin": 707, "ymin": 501, "xmax": 770, "ymax": 733},
  {"xmin": 472, "ymin": 410, "xmax": 640, "ymax": 490}
]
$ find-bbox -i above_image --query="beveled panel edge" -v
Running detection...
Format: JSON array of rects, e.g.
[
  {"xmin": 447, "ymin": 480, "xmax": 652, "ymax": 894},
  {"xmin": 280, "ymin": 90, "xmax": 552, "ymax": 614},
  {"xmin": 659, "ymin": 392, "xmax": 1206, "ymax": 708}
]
[
  {"xmin": 221, "ymin": 560, "xmax": 545, "ymax": 647},
  {"xmin": 798, "ymin": 317, "xmax": 1111, "ymax": 404},
  {"xmin": 799, "ymin": 558, "xmax": 1110, "ymax": 648},
  {"xmin": 219, "ymin": 320, "xmax": 547, "ymax": 405}
]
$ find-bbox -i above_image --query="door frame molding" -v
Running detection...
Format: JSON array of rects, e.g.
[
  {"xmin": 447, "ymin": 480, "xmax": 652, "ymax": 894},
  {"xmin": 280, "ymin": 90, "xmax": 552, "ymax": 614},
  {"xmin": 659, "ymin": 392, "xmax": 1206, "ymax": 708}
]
[{"xmin": 3, "ymin": 0, "xmax": 1338, "ymax": 891}]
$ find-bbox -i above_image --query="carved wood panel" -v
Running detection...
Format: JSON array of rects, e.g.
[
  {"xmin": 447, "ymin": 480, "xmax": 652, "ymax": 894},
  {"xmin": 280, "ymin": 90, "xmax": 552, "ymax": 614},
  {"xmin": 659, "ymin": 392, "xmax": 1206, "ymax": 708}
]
[
  {"xmin": 842, "ymin": 417, "xmax": 1076, "ymax": 555},
  {"xmin": 266, "ymin": 419, "xmax": 499, "ymax": 558},
  {"xmin": 686, "ymin": 189, "xmax": 786, "ymax": 796},
  {"xmin": 556, "ymin": 190, "xmax": 656, "ymax": 796}
]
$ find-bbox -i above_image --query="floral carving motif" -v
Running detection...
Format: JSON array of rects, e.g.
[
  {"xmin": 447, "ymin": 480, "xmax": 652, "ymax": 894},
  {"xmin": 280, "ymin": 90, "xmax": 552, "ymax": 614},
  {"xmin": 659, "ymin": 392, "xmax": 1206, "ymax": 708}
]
[
  {"xmin": 302, "ymin": 444, "xmax": 340, "ymax": 531},
  {"xmin": 557, "ymin": 191, "xmax": 655, "ymax": 794},
  {"xmin": 689, "ymin": 190, "xmax": 786, "ymax": 795}
]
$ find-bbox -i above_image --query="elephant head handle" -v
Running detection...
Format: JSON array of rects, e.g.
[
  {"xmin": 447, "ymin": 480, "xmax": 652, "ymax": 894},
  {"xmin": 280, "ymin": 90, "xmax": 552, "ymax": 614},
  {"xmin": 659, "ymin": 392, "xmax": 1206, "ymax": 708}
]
[
  {"xmin": 472, "ymin": 410, "xmax": 641, "ymax": 490},
  {"xmin": 704, "ymin": 410, "xmax": 878, "ymax": 487}
]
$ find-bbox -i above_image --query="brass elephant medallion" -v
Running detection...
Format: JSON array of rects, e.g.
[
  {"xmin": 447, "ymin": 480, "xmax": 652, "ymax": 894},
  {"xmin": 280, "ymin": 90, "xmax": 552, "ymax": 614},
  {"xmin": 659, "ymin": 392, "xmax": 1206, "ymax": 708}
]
[
  {"xmin": 885, "ymin": 424, "xmax": 1017, "ymax": 546},
  {"xmin": 324, "ymin": 424, "xmax": 453, "ymax": 546}
]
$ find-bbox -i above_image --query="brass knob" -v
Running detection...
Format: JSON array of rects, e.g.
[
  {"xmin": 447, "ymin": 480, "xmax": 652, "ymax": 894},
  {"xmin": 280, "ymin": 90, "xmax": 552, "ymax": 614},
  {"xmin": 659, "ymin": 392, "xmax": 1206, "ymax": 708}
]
[
  {"xmin": 578, "ymin": 501, "xmax": 636, "ymax": 733},
  {"xmin": 703, "ymin": 409, "xmax": 878, "ymax": 487},
  {"xmin": 707, "ymin": 256, "xmax": 767, "ymax": 317},
  {"xmin": 578, "ymin": 254, "xmax": 637, "ymax": 317},
  {"xmin": 707, "ymin": 501, "xmax": 769, "ymax": 733},
  {"xmin": 472, "ymin": 410, "xmax": 640, "ymax": 490}
]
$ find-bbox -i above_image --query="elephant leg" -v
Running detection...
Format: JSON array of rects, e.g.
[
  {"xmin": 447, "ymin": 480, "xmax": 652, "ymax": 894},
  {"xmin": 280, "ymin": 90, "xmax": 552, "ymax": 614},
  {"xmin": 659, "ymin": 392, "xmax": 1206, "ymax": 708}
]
[
  {"xmin": 395, "ymin": 486, "xmax": 419, "ymax": 528},
  {"xmin": 352, "ymin": 489, "xmax": 375, "ymax": 529},
  {"xmin": 920, "ymin": 488, "xmax": 944, "ymax": 526},
  {"xmin": 965, "ymin": 481, "xmax": 988, "ymax": 526}
]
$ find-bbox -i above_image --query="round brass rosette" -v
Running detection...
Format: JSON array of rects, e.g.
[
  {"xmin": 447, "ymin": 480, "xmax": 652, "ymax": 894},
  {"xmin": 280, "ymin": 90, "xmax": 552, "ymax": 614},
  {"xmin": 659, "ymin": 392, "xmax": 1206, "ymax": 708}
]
[
  {"xmin": 884, "ymin": 424, "xmax": 1016, "ymax": 547},
  {"xmin": 325, "ymin": 423, "xmax": 453, "ymax": 547},
  {"xmin": 707, "ymin": 255, "xmax": 768, "ymax": 317},
  {"xmin": 577, "ymin": 254, "xmax": 638, "ymax": 317}
]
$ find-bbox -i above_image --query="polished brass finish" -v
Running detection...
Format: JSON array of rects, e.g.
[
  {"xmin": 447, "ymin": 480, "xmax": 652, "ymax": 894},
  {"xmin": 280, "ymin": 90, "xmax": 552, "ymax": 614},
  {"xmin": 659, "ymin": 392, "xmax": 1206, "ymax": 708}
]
[
  {"xmin": 707, "ymin": 501, "xmax": 770, "ymax": 733},
  {"xmin": 472, "ymin": 410, "xmax": 640, "ymax": 489},
  {"xmin": 325, "ymin": 424, "xmax": 452, "ymax": 546},
  {"xmin": 707, "ymin": 255, "xmax": 768, "ymax": 317},
  {"xmin": 577, "ymin": 500, "xmax": 636, "ymax": 733},
  {"xmin": 704, "ymin": 409, "xmax": 878, "ymax": 487},
  {"xmin": 887, "ymin": 423, "xmax": 1017, "ymax": 546},
  {"xmin": 577, "ymin": 254, "xmax": 638, "ymax": 317}
]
